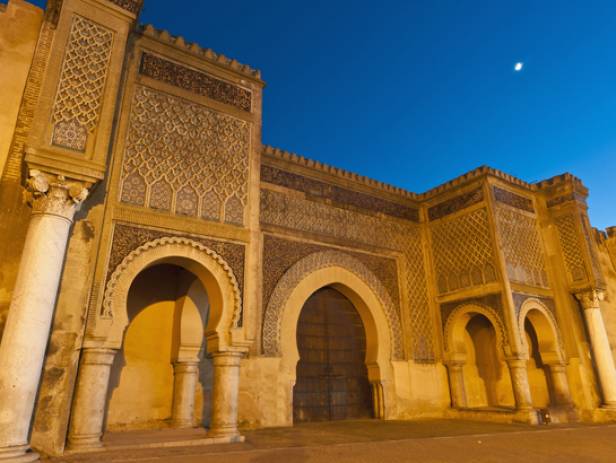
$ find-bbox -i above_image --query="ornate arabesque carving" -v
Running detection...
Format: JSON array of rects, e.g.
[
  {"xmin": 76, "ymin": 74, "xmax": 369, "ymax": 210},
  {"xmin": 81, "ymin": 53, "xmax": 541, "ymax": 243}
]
[
  {"xmin": 140, "ymin": 53, "xmax": 252, "ymax": 112},
  {"xmin": 262, "ymin": 250, "xmax": 404, "ymax": 359},
  {"xmin": 430, "ymin": 208, "xmax": 497, "ymax": 294},
  {"xmin": 119, "ymin": 85, "xmax": 249, "ymax": 225},
  {"xmin": 554, "ymin": 214, "xmax": 587, "ymax": 283},
  {"xmin": 102, "ymin": 236, "xmax": 242, "ymax": 328},
  {"xmin": 261, "ymin": 235, "xmax": 400, "ymax": 318},
  {"xmin": 51, "ymin": 15, "xmax": 113, "ymax": 151},
  {"xmin": 260, "ymin": 189, "xmax": 434, "ymax": 362},
  {"xmin": 106, "ymin": 223, "xmax": 245, "ymax": 291},
  {"xmin": 261, "ymin": 164, "xmax": 419, "ymax": 222},
  {"xmin": 495, "ymin": 206, "xmax": 549, "ymax": 288},
  {"xmin": 428, "ymin": 187, "xmax": 483, "ymax": 221}
]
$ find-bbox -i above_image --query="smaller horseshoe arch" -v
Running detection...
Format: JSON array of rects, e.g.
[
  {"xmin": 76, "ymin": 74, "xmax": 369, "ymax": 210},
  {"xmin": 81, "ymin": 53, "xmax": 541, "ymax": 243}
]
[
  {"xmin": 518, "ymin": 298, "xmax": 571, "ymax": 408},
  {"xmin": 444, "ymin": 304, "xmax": 515, "ymax": 410},
  {"xmin": 98, "ymin": 236, "xmax": 242, "ymax": 352}
]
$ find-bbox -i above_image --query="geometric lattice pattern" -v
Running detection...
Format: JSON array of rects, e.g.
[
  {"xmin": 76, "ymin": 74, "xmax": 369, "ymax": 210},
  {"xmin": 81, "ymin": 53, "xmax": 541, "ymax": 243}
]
[
  {"xmin": 261, "ymin": 188, "xmax": 436, "ymax": 362},
  {"xmin": 430, "ymin": 208, "xmax": 498, "ymax": 294},
  {"xmin": 495, "ymin": 206, "xmax": 549, "ymax": 288},
  {"xmin": 51, "ymin": 15, "xmax": 113, "ymax": 151},
  {"xmin": 120, "ymin": 85, "xmax": 250, "ymax": 225},
  {"xmin": 554, "ymin": 213, "xmax": 588, "ymax": 283},
  {"xmin": 401, "ymin": 227, "xmax": 434, "ymax": 362}
]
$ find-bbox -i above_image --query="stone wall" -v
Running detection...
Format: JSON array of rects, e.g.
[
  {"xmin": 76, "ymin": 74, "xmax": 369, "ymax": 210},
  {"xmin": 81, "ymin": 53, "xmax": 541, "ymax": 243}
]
[
  {"xmin": 0, "ymin": 0, "xmax": 43, "ymax": 337},
  {"xmin": 0, "ymin": 0, "xmax": 42, "ymax": 176}
]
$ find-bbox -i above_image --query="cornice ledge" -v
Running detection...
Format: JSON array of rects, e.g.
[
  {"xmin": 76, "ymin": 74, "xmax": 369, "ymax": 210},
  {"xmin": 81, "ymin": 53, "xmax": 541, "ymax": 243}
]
[
  {"xmin": 138, "ymin": 24, "xmax": 263, "ymax": 82},
  {"xmin": 262, "ymin": 145, "xmax": 419, "ymax": 200}
]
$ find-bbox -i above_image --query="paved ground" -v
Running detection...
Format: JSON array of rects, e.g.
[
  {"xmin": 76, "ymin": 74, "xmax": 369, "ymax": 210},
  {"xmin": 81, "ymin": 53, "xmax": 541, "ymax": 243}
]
[{"xmin": 48, "ymin": 420, "xmax": 616, "ymax": 462}]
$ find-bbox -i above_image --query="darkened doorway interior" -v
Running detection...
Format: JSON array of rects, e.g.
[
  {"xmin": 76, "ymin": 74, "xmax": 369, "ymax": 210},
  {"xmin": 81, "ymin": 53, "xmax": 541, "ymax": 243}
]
[{"xmin": 293, "ymin": 287, "xmax": 373, "ymax": 422}]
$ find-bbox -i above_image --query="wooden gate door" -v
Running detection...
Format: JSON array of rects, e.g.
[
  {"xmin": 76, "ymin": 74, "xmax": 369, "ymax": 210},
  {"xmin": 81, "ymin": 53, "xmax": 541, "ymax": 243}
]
[{"xmin": 293, "ymin": 287, "xmax": 373, "ymax": 422}]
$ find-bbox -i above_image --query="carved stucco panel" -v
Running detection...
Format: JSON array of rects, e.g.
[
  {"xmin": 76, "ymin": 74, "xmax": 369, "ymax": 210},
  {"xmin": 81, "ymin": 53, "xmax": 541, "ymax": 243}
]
[
  {"xmin": 261, "ymin": 190, "xmax": 435, "ymax": 362},
  {"xmin": 119, "ymin": 85, "xmax": 249, "ymax": 225},
  {"xmin": 51, "ymin": 15, "xmax": 114, "ymax": 151},
  {"xmin": 495, "ymin": 205, "xmax": 549, "ymax": 288},
  {"xmin": 430, "ymin": 208, "xmax": 498, "ymax": 295}
]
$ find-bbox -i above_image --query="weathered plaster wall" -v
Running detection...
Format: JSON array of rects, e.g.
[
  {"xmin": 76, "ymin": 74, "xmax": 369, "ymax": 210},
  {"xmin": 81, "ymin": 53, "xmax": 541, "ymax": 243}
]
[
  {"xmin": 0, "ymin": 0, "xmax": 42, "ymax": 176},
  {"xmin": 0, "ymin": 0, "xmax": 42, "ymax": 338}
]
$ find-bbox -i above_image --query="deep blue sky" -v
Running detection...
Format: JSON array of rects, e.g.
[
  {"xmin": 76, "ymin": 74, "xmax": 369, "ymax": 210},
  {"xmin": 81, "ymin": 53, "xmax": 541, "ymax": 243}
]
[{"xmin": 32, "ymin": 1, "xmax": 615, "ymax": 228}]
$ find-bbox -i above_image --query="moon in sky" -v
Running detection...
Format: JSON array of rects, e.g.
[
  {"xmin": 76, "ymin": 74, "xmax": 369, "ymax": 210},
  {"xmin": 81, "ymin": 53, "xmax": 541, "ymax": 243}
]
[{"xmin": 514, "ymin": 62, "xmax": 524, "ymax": 71}]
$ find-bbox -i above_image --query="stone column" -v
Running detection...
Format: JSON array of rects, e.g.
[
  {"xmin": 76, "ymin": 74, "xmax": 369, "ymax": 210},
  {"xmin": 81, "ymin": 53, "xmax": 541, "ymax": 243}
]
[
  {"xmin": 445, "ymin": 360, "xmax": 466, "ymax": 409},
  {"xmin": 370, "ymin": 381, "xmax": 385, "ymax": 419},
  {"xmin": 171, "ymin": 360, "xmax": 200, "ymax": 428},
  {"xmin": 209, "ymin": 352, "xmax": 242, "ymax": 438},
  {"xmin": 576, "ymin": 290, "xmax": 616, "ymax": 408},
  {"xmin": 547, "ymin": 363, "xmax": 573, "ymax": 406},
  {"xmin": 0, "ymin": 171, "xmax": 89, "ymax": 462},
  {"xmin": 67, "ymin": 348, "xmax": 117, "ymax": 450},
  {"xmin": 507, "ymin": 357, "xmax": 533, "ymax": 410}
]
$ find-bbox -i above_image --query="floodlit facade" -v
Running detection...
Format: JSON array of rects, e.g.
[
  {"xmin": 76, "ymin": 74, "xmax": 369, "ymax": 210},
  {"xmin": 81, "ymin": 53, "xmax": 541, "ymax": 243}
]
[{"xmin": 1, "ymin": 0, "xmax": 616, "ymax": 460}]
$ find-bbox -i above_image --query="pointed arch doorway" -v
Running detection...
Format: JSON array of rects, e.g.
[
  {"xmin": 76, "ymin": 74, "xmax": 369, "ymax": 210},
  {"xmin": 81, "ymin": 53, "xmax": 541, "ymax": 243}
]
[{"xmin": 293, "ymin": 287, "xmax": 373, "ymax": 422}]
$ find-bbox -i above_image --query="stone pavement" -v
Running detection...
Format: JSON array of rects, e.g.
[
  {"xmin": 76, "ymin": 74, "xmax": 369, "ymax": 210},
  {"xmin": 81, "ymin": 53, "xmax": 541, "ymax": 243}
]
[{"xmin": 47, "ymin": 420, "xmax": 616, "ymax": 462}]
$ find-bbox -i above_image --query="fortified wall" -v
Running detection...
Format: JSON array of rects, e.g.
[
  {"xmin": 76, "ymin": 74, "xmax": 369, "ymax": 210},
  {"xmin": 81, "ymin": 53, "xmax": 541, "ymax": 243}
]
[{"xmin": 0, "ymin": 0, "xmax": 615, "ymax": 460}]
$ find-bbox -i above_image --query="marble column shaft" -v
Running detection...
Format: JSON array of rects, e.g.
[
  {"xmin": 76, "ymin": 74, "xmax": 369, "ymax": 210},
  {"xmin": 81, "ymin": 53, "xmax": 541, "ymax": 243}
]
[
  {"xmin": 446, "ymin": 361, "xmax": 467, "ymax": 409},
  {"xmin": 172, "ymin": 360, "xmax": 200, "ymax": 428},
  {"xmin": 209, "ymin": 352, "xmax": 242, "ymax": 437},
  {"xmin": 547, "ymin": 363, "xmax": 573, "ymax": 406},
  {"xmin": 67, "ymin": 348, "xmax": 117, "ymax": 450},
  {"xmin": 576, "ymin": 290, "xmax": 616, "ymax": 407},
  {"xmin": 507, "ymin": 358, "xmax": 533, "ymax": 410},
  {"xmin": 0, "ymin": 173, "xmax": 88, "ymax": 461}
]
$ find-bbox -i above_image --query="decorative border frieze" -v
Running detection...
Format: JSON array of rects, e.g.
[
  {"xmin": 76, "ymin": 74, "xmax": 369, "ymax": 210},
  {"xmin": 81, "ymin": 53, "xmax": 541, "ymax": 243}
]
[
  {"xmin": 547, "ymin": 192, "xmax": 587, "ymax": 208},
  {"xmin": 139, "ymin": 52, "xmax": 252, "ymax": 112},
  {"xmin": 493, "ymin": 186, "xmax": 534, "ymax": 213},
  {"xmin": 428, "ymin": 187, "xmax": 484, "ymax": 221},
  {"xmin": 109, "ymin": 0, "xmax": 143, "ymax": 14},
  {"xmin": 261, "ymin": 165, "xmax": 419, "ymax": 222}
]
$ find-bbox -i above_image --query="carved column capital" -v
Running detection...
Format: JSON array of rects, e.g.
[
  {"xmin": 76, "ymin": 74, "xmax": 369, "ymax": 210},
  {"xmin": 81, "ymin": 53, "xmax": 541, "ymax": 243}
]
[
  {"xmin": 575, "ymin": 289, "xmax": 605, "ymax": 310},
  {"xmin": 25, "ymin": 169, "xmax": 91, "ymax": 220}
]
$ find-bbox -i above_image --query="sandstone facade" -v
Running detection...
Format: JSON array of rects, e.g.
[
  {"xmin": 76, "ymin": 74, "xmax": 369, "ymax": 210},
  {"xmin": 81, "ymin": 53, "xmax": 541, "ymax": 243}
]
[{"xmin": 0, "ymin": 1, "xmax": 615, "ymax": 460}]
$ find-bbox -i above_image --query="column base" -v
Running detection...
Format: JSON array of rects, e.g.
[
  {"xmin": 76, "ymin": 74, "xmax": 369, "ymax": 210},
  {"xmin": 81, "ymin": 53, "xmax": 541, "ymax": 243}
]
[
  {"xmin": 171, "ymin": 420, "xmax": 194, "ymax": 429},
  {"xmin": 513, "ymin": 408, "xmax": 540, "ymax": 425},
  {"xmin": 545, "ymin": 405, "xmax": 578, "ymax": 424},
  {"xmin": 0, "ymin": 445, "xmax": 39, "ymax": 462},
  {"xmin": 600, "ymin": 402, "xmax": 616, "ymax": 410},
  {"xmin": 207, "ymin": 427, "xmax": 241, "ymax": 439},
  {"xmin": 67, "ymin": 434, "xmax": 103, "ymax": 451}
]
